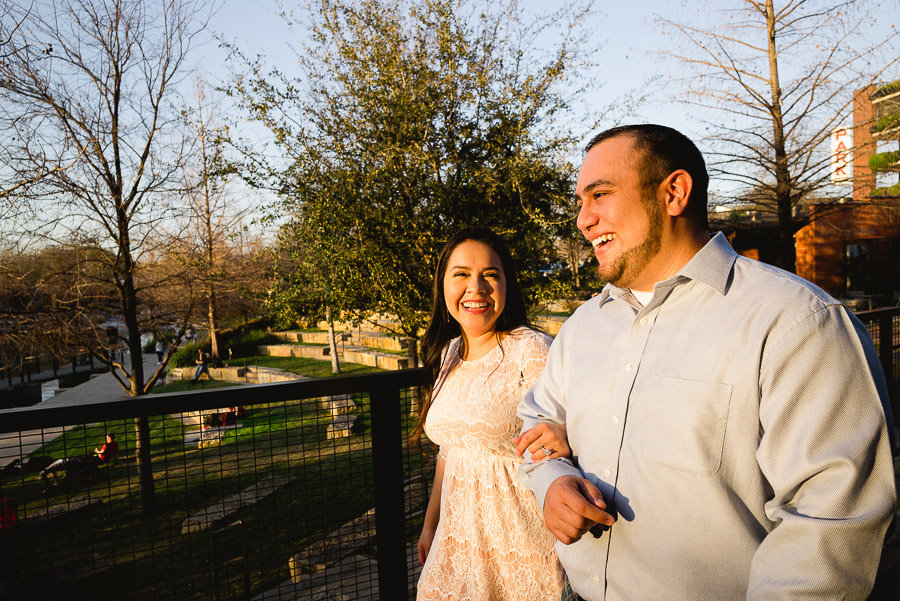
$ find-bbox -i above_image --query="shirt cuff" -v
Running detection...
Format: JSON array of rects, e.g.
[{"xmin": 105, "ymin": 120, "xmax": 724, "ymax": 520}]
[{"xmin": 519, "ymin": 457, "xmax": 583, "ymax": 512}]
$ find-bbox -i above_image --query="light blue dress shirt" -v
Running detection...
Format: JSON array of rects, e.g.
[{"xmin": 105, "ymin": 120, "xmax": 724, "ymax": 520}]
[{"xmin": 519, "ymin": 232, "xmax": 896, "ymax": 601}]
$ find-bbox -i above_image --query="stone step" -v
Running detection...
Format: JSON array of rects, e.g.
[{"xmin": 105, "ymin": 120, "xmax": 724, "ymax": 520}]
[
  {"xmin": 254, "ymin": 546, "xmax": 421, "ymax": 601},
  {"xmin": 180, "ymin": 475, "xmax": 295, "ymax": 534},
  {"xmin": 321, "ymin": 394, "xmax": 357, "ymax": 418},
  {"xmin": 257, "ymin": 344, "xmax": 409, "ymax": 371},
  {"xmin": 257, "ymin": 344, "xmax": 331, "ymax": 360},
  {"xmin": 273, "ymin": 330, "xmax": 408, "ymax": 352},
  {"xmin": 326, "ymin": 414, "xmax": 358, "ymax": 439},
  {"xmin": 530, "ymin": 315, "xmax": 567, "ymax": 336}
]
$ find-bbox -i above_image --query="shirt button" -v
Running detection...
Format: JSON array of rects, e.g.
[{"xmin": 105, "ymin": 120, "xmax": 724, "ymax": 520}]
[
  {"xmin": 594, "ymin": 576, "xmax": 602, "ymax": 583},
  {"xmin": 613, "ymin": 415, "xmax": 620, "ymax": 424},
  {"xmin": 604, "ymin": 468, "xmax": 612, "ymax": 477},
  {"xmin": 640, "ymin": 317, "xmax": 648, "ymax": 326},
  {"xmin": 624, "ymin": 363, "xmax": 633, "ymax": 372}
]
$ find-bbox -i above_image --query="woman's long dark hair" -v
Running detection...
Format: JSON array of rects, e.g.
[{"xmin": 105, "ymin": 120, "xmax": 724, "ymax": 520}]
[{"xmin": 410, "ymin": 226, "xmax": 530, "ymax": 448}]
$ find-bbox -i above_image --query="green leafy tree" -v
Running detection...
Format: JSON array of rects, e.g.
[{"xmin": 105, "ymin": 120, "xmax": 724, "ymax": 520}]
[{"xmin": 229, "ymin": 0, "xmax": 595, "ymax": 362}]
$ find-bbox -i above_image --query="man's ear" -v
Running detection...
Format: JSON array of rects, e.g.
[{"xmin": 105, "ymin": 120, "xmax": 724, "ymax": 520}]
[{"xmin": 659, "ymin": 170, "xmax": 693, "ymax": 217}]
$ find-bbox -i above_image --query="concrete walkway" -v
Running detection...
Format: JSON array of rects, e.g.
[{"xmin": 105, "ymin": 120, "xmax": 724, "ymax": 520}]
[
  {"xmin": 38, "ymin": 352, "xmax": 159, "ymax": 408},
  {"xmin": 0, "ymin": 353, "xmax": 159, "ymax": 466}
]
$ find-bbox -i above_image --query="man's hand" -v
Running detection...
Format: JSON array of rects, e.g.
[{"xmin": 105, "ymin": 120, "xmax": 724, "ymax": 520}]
[{"xmin": 544, "ymin": 475, "xmax": 615, "ymax": 544}]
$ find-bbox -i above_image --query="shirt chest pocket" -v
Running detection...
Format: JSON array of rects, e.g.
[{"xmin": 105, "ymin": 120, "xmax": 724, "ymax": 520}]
[{"xmin": 637, "ymin": 375, "xmax": 733, "ymax": 476}]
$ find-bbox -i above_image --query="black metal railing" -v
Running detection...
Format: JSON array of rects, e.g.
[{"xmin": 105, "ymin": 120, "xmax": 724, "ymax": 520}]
[
  {"xmin": 858, "ymin": 306, "xmax": 900, "ymax": 432},
  {"xmin": 2, "ymin": 307, "xmax": 897, "ymax": 600},
  {"xmin": 0, "ymin": 369, "xmax": 430, "ymax": 600}
]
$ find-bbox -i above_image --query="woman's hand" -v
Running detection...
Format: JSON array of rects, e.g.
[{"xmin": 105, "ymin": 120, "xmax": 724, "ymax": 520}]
[
  {"xmin": 514, "ymin": 422, "xmax": 570, "ymax": 462},
  {"xmin": 418, "ymin": 525, "xmax": 437, "ymax": 565}
]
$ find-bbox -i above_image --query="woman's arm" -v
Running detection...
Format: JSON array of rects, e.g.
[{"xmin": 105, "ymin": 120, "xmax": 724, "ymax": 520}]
[{"xmin": 417, "ymin": 452, "xmax": 446, "ymax": 565}]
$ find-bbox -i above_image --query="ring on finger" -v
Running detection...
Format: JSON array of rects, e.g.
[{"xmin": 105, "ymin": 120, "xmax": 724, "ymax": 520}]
[{"xmin": 541, "ymin": 445, "xmax": 553, "ymax": 457}]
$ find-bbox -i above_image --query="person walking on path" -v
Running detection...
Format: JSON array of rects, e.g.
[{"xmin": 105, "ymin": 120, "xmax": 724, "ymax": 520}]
[
  {"xmin": 191, "ymin": 348, "xmax": 210, "ymax": 383},
  {"xmin": 518, "ymin": 124, "xmax": 896, "ymax": 601},
  {"xmin": 155, "ymin": 340, "xmax": 164, "ymax": 363}
]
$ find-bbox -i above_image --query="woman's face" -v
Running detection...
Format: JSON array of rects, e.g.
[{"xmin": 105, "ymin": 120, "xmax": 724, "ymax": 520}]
[{"xmin": 442, "ymin": 240, "xmax": 507, "ymax": 340}]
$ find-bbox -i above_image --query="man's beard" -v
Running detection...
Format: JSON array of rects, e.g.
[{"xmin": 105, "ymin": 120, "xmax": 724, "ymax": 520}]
[{"xmin": 597, "ymin": 193, "xmax": 663, "ymax": 288}]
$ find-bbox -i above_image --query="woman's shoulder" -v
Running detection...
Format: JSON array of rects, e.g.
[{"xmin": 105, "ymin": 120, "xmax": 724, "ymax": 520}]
[{"xmin": 505, "ymin": 326, "xmax": 552, "ymax": 352}]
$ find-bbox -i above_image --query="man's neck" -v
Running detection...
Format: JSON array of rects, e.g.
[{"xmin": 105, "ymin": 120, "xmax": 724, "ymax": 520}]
[{"xmin": 630, "ymin": 227, "xmax": 709, "ymax": 292}]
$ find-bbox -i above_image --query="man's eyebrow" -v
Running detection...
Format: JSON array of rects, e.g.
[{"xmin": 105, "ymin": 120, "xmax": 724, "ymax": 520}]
[{"xmin": 580, "ymin": 177, "xmax": 615, "ymax": 194}]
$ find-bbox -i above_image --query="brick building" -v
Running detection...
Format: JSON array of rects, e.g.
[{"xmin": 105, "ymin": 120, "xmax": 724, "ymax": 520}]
[{"xmin": 794, "ymin": 81, "xmax": 900, "ymax": 304}]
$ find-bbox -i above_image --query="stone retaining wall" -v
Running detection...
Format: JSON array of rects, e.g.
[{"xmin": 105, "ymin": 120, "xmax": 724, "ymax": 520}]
[
  {"xmin": 342, "ymin": 349, "xmax": 408, "ymax": 370},
  {"xmin": 257, "ymin": 344, "xmax": 331, "ymax": 359},
  {"xmin": 166, "ymin": 365, "xmax": 303, "ymax": 384},
  {"xmin": 272, "ymin": 331, "xmax": 407, "ymax": 352},
  {"xmin": 530, "ymin": 315, "xmax": 567, "ymax": 336}
]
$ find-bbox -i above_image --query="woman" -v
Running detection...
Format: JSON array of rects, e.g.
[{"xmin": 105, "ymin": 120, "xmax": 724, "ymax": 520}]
[{"xmin": 414, "ymin": 227, "xmax": 568, "ymax": 601}]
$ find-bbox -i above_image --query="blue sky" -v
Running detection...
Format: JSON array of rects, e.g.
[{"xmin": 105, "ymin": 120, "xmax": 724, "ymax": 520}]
[
  {"xmin": 196, "ymin": 1, "xmax": 697, "ymax": 138},
  {"xmin": 195, "ymin": 0, "xmax": 899, "ymax": 202}
]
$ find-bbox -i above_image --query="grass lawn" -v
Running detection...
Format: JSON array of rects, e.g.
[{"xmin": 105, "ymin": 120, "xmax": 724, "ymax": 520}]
[
  {"xmin": 7, "ymin": 353, "xmax": 426, "ymax": 598},
  {"xmin": 151, "ymin": 379, "xmax": 244, "ymax": 394},
  {"xmin": 227, "ymin": 355, "xmax": 384, "ymax": 378},
  {"xmin": 13, "ymin": 384, "xmax": 430, "ymax": 600}
]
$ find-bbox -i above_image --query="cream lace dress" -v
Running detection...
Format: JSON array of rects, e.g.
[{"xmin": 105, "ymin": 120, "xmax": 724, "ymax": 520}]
[{"xmin": 417, "ymin": 327, "xmax": 563, "ymax": 601}]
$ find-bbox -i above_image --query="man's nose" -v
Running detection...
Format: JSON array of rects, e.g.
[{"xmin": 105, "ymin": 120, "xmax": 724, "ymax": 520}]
[{"xmin": 576, "ymin": 202, "xmax": 595, "ymax": 235}]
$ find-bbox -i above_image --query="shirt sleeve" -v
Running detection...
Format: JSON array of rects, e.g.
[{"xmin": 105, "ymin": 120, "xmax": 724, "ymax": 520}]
[
  {"xmin": 517, "ymin": 322, "xmax": 585, "ymax": 511},
  {"xmin": 750, "ymin": 304, "xmax": 896, "ymax": 600}
]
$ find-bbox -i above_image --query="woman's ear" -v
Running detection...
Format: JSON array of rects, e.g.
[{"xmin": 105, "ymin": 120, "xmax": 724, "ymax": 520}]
[{"xmin": 660, "ymin": 169, "xmax": 693, "ymax": 217}]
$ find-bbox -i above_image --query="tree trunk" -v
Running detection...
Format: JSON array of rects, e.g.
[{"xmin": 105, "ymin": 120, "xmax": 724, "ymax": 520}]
[
  {"xmin": 208, "ymin": 276, "xmax": 219, "ymax": 361},
  {"xmin": 134, "ymin": 415, "xmax": 155, "ymax": 515},
  {"xmin": 765, "ymin": 0, "xmax": 796, "ymax": 273},
  {"xmin": 326, "ymin": 305, "xmax": 341, "ymax": 374}
]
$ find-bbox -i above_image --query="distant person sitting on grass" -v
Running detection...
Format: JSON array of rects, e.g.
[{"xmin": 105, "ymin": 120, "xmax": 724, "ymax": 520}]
[
  {"xmin": 94, "ymin": 433, "xmax": 118, "ymax": 465},
  {"xmin": 39, "ymin": 456, "xmax": 95, "ymax": 493},
  {"xmin": 191, "ymin": 348, "xmax": 211, "ymax": 383}
]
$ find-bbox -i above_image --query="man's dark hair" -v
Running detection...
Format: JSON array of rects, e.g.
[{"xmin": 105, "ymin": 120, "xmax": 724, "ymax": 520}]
[{"xmin": 585, "ymin": 124, "xmax": 709, "ymax": 228}]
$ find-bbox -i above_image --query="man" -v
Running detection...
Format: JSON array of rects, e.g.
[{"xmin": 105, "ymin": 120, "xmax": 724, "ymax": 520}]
[
  {"xmin": 94, "ymin": 433, "xmax": 119, "ymax": 464},
  {"xmin": 39, "ymin": 455, "xmax": 95, "ymax": 492},
  {"xmin": 192, "ymin": 348, "xmax": 210, "ymax": 383},
  {"xmin": 518, "ymin": 124, "xmax": 896, "ymax": 600}
]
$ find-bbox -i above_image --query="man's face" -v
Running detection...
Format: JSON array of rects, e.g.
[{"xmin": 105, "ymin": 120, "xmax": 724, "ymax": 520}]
[{"xmin": 575, "ymin": 135, "xmax": 664, "ymax": 291}]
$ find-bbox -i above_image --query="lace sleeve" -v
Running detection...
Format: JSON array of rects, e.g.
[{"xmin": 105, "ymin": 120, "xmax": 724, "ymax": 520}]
[{"xmin": 517, "ymin": 329, "xmax": 552, "ymax": 390}]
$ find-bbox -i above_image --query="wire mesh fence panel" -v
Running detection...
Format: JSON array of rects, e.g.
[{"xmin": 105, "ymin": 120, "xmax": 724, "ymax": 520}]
[{"xmin": 0, "ymin": 371, "xmax": 426, "ymax": 601}]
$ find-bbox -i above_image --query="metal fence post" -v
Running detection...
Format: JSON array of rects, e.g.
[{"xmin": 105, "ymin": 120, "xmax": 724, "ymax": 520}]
[
  {"xmin": 878, "ymin": 313, "xmax": 897, "ymax": 429},
  {"xmin": 369, "ymin": 384, "xmax": 407, "ymax": 600}
]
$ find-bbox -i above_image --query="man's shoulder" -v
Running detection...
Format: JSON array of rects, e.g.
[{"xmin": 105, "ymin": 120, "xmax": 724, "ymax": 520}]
[
  {"xmin": 557, "ymin": 295, "xmax": 603, "ymax": 331},
  {"xmin": 729, "ymin": 255, "xmax": 840, "ymax": 316}
]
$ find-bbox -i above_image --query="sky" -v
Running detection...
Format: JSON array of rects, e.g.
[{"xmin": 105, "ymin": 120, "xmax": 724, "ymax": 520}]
[
  {"xmin": 195, "ymin": 1, "xmax": 699, "ymax": 139},
  {"xmin": 193, "ymin": 0, "xmax": 899, "ymax": 202}
]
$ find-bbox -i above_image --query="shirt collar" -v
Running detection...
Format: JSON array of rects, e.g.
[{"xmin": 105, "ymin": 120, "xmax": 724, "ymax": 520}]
[{"xmin": 595, "ymin": 232, "xmax": 737, "ymax": 306}]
